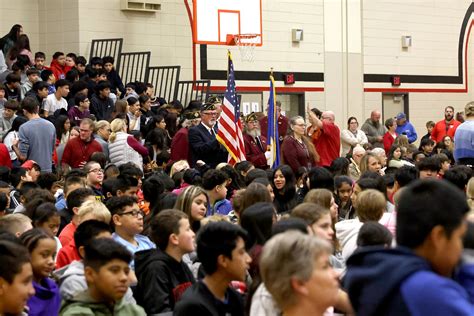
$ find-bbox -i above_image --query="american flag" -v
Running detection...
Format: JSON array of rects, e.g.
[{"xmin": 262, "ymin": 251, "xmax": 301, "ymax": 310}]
[{"xmin": 216, "ymin": 51, "xmax": 246, "ymax": 165}]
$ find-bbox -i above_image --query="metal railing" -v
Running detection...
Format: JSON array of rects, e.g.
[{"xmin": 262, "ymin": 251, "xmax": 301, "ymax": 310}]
[
  {"xmin": 174, "ymin": 80, "xmax": 211, "ymax": 107},
  {"xmin": 89, "ymin": 38, "xmax": 123, "ymax": 72},
  {"xmin": 147, "ymin": 66, "xmax": 181, "ymax": 102},
  {"xmin": 118, "ymin": 51, "xmax": 151, "ymax": 85}
]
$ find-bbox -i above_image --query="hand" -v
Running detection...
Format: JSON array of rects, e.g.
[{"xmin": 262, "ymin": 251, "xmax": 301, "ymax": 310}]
[
  {"xmin": 134, "ymin": 110, "xmax": 141, "ymax": 118},
  {"xmin": 12, "ymin": 138, "xmax": 19, "ymax": 147},
  {"xmin": 377, "ymin": 136, "xmax": 383, "ymax": 142}
]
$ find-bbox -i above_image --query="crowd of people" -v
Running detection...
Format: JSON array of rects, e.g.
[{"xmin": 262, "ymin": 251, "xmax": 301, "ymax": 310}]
[{"xmin": 0, "ymin": 23, "xmax": 474, "ymax": 316}]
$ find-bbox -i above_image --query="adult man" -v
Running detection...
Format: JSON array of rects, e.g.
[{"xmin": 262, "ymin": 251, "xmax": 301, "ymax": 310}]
[
  {"xmin": 395, "ymin": 112, "xmax": 417, "ymax": 143},
  {"xmin": 90, "ymin": 80, "xmax": 114, "ymax": 121},
  {"xmin": 12, "ymin": 97, "xmax": 55, "ymax": 172},
  {"xmin": 308, "ymin": 110, "xmax": 340, "ymax": 167},
  {"xmin": 259, "ymin": 100, "xmax": 288, "ymax": 145},
  {"xmin": 361, "ymin": 110, "xmax": 385, "ymax": 148},
  {"xmin": 188, "ymin": 102, "xmax": 227, "ymax": 168},
  {"xmin": 243, "ymin": 112, "xmax": 268, "ymax": 169},
  {"xmin": 344, "ymin": 180, "xmax": 474, "ymax": 315},
  {"xmin": 174, "ymin": 221, "xmax": 251, "ymax": 316},
  {"xmin": 431, "ymin": 106, "xmax": 461, "ymax": 143},
  {"xmin": 454, "ymin": 101, "xmax": 474, "ymax": 166},
  {"xmin": 62, "ymin": 118, "xmax": 103, "ymax": 169},
  {"xmin": 43, "ymin": 79, "xmax": 69, "ymax": 117},
  {"xmin": 170, "ymin": 106, "xmax": 201, "ymax": 165}
]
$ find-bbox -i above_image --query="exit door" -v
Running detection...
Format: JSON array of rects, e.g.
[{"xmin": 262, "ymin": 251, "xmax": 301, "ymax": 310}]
[{"xmin": 382, "ymin": 94, "xmax": 409, "ymax": 121}]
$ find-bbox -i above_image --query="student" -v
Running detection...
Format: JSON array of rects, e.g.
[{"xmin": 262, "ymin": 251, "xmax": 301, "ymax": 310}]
[
  {"xmin": 90, "ymin": 80, "xmax": 114, "ymax": 121},
  {"xmin": 336, "ymin": 189, "xmax": 387, "ymax": 261},
  {"xmin": 21, "ymin": 228, "xmax": 61, "ymax": 316},
  {"xmin": 174, "ymin": 185, "xmax": 208, "ymax": 232},
  {"xmin": 0, "ymin": 99, "xmax": 19, "ymax": 140},
  {"xmin": 4, "ymin": 73, "xmax": 21, "ymax": 101},
  {"xmin": 102, "ymin": 176, "xmax": 139, "ymax": 200},
  {"xmin": 356, "ymin": 221, "xmax": 393, "ymax": 248},
  {"xmin": 57, "ymin": 200, "xmax": 111, "ymax": 268},
  {"xmin": 40, "ymin": 69, "xmax": 56, "ymax": 95},
  {"xmin": 58, "ymin": 220, "xmax": 111, "ymax": 299},
  {"xmin": 202, "ymin": 169, "xmax": 232, "ymax": 216},
  {"xmin": 21, "ymin": 68, "xmax": 40, "ymax": 99},
  {"xmin": 174, "ymin": 221, "xmax": 251, "ymax": 316},
  {"xmin": 84, "ymin": 161, "xmax": 105, "ymax": 201},
  {"xmin": 33, "ymin": 51, "xmax": 46, "ymax": 72},
  {"xmin": 49, "ymin": 51, "xmax": 70, "ymax": 81},
  {"xmin": 335, "ymin": 175, "xmax": 354, "ymax": 220},
  {"xmin": 344, "ymin": 180, "xmax": 474, "ymax": 315},
  {"xmin": 134, "ymin": 209, "xmax": 195, "ymax": 314},
  {"xmin": 107, "ymin": 196, "xmax": 155, "ymax": 270},
  {"xmin": 0, "ymin": 213, "xmax": 32, "ymax": 236},
  {"xmin": 0, "ymin": 240, "xmax": 35, "ymax": 316},
  {"xmin": 59, "ymin": 238, "xmax": 146, "ymax": 316},
  {"xmin": 102, "ymin": 56, "xmax": 125, "ymax": 98},
  {"xmin": 419, "ymin": 137, "xmax": 435, "ymax": 157},
  {"xmin": 67, "ymin": 92, "xmax": 90, "ymax": 126},
  {"xmin": 31, "ymin": 202, "xmax": 62, "ymax": 253},
  {"xmin": 416, "ymin": 156, "xmax": 441, "ymax": 179},
  {"xmin": 43, "ymin": 79, "xmax": 70, "ymax": 117}
]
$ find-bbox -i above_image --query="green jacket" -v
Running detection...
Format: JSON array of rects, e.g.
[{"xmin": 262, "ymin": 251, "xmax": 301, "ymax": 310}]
[{"xmin": 59, "ymin": 290, "xmax": 146, "ymax": 316}]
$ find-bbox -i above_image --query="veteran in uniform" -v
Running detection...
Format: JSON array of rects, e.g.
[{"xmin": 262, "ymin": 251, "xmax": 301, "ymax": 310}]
[
  {"xmin": 259, "ymin": 100, "xmax": 289, "ymax": 145},
  {"xmin": 243, "ymin": 112, "xmax": 268, "ymax": 169}
]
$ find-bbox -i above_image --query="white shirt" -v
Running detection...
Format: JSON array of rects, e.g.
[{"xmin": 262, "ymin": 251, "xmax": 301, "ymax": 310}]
[{"xmin": 44, "ymin": 94, "xmax": 67, "ymax": 114}]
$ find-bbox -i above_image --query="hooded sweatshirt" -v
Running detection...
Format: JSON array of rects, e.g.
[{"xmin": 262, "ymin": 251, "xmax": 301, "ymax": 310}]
[
  {"xmin": 27, "ymin": 278, "xmax": 61, "ymax": 316},
  {"xmin": 134, "ymin": 248, "xmax": 195, "ymax": 314},
  {"xmin": 49, "ymin": 59, "xmax": 71, "ymax": 81},
  {"xmin": 59, "ymin": 290, "xmax": 145, "ymax": 316},
  {"xmin": 58, "ymin": 260, "xmax": 136, "ymax": 304},
  {"xmin": 344, "ymin": 246, "xmax": 474, "ymax": 316}
]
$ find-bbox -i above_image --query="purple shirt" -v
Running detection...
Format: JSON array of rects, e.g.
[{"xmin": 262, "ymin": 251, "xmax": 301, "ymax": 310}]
[
  {"xmin": 27, "ymin": 278, "xmax": 61, "ymax": 316},
  {"xmin": 68, "ymin": 106, "xmax": 90, "ymax": 126}
]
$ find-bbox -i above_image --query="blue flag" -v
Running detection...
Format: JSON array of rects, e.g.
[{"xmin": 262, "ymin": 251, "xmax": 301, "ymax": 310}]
[{"xmin": 267, "ymin": 74, "xmax": 280, "ymax": 169}]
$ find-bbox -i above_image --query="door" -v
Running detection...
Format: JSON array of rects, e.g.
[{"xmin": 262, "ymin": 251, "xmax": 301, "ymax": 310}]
[{"xmin": 382, "ymin": 93, "xmax": 408, "ymax": 122}]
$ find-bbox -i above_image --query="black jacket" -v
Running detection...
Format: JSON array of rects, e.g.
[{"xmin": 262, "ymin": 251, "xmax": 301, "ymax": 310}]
[
  {"xmin": 188, "ymin": 123, "xmax": 227, "ymax": 168},
  {"xmin": 134, "ymin": 248, "xmax": 195, "ymax": 314},
  {"xmin": 174, "ymin": 281, "xmax": 245, "ymax": 316},
  {"xmin": 107, "ymin": 69, "xmax": 125, "ymax": 96},
  {"xmin": 90, "ymin": 94, "xmax": 114, "ymax": 121}
]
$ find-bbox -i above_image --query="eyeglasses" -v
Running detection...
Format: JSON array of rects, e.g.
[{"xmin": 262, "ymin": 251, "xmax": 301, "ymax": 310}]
[
  {"xmin": 88, "ymin": 168, "xmax": 104, "ymax": 174},
  {"xmin": 118, "ymin": 209, "xmax": 145, "ymax": 218}
]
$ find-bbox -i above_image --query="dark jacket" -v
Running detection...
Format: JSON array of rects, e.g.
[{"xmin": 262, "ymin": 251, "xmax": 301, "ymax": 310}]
[
  {"xmin": 106, "ymin": 69, "xmax": 125, "ymax": 96},
  {"xmin": 134, "ymin": 249, "xmax": 195, "ymax": 314},
  {"xmin": 174, "ymin": 281, "xmax": 245, "ymax": 316},
  {"xmin": 90, "ymin": 94, "xmax": 114, "ymax": 121},
  {"xmin": 344, "ymin": 246, "xmax": 474, "ymax": 316},
  {"xmin": 188, "ymin": 123, "xmax": 227, "ymax": 168}
]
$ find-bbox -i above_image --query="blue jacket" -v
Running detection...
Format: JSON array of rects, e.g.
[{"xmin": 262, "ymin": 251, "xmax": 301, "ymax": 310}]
[
  {"xmin": 344, "ymin": 247, "xmax": 474, "ymax": 316},
  {"xmin": 396, "ymin": 121, "xmax": 417, "ymax": 143}
]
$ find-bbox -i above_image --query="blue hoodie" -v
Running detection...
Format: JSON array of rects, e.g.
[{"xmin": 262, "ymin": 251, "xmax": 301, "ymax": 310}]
[
  {"xmin": 27, "ymin": 277, "xmax": 61, "ymax": 316},
  {"xmin": 396, "ymin": 121, "xmax": 418, "ymax": 143},
  {"xmin": 344, "ymin": 247, "xmax": 474, "ymax": 316}
]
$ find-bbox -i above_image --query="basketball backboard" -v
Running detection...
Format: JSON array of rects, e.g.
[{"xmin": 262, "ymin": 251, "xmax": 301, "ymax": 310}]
[{"xmin": 193, "ymin": 0, "xmax": 263, "ymax": 46}]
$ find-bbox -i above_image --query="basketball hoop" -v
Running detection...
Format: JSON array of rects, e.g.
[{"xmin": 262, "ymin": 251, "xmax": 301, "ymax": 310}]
[{"xmin": 226, "ymin": 34, "xmax": 260, "ymax": 62}]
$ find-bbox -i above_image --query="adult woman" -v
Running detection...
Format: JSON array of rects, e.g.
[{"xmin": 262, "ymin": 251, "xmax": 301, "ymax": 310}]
[
  {"xmin": 94, "ymin": 120, "xmax": 111, "ymax": 160},
  {"xmin": 108, "ymin": 118, "xmax": 148, "ymax": 170},
  {"xmin": 260, "ymin": 231, "xmax": 340, "ymax": 316},
  {"xmin": 6, "ymin": 34, "xmax": 33, "ymax": 68},
  {"xmin": 174, "ymin": 185, "xmax": 208, "ymax": 233},
  {"xmin": 359, "ymin": 152, "xmax": 382, "ymax": 175},
  {"xmin": 383, "ymin": 117, "xmax": 398, "ymax": 154},
  {"xmin": 281, "ymin": 116, "xmax": 318, "ymax": 174},
  {"xmin": 55, "ymin": 115, "xmax": 71, "ymax": 145},
  {"xmin": 341, "ymin": 117, "xmax": 368, "ymax": 156},
  {"xmin": 3, "ymin": 116, "xmax": 27, "ymax": 167},
  {"xmin": 272, "ymin": 165, "xmax": 297, "ymax": 214},
  {"xmin": 0, "ymin": 24, "xmax": 23, "ymax": 55}
]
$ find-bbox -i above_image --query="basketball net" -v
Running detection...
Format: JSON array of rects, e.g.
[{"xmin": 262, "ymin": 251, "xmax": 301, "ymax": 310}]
[{"xmin": 227, "ymin": 34, "xmax": 259, "ymax": 62}]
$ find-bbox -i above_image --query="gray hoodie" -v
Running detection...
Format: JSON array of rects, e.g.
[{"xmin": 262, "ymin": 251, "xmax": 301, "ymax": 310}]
[
  {"xmin": 361, "ymin": 118, "xmax": 386, "ymax": 148},
  {"xmin": 58, "ymin": 260, "xmax": 136, "ymax": 304}
]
